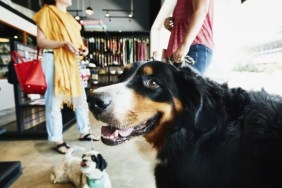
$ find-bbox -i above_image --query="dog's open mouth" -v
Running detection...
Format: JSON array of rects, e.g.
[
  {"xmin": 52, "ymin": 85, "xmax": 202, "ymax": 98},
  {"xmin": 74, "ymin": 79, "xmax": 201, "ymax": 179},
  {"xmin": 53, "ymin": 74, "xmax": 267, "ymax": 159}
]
[
  {"xmin": 101, "ymin": 114, "xmax": 161, "ymax": 146},
  {"xmin": 80, "ymin": 161, "xmax": 88, "ymax": 168}
]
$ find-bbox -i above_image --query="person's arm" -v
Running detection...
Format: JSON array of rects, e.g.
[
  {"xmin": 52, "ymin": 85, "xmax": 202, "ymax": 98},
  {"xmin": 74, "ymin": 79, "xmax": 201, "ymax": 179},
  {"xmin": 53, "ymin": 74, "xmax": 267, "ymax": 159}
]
[
  {"xmin": 173, "ymin": 0, "xmax": 211, "ymax": 62},
  {"xmin": 36, "ymin": 27, "xmax": 78, "ymax": 54}
]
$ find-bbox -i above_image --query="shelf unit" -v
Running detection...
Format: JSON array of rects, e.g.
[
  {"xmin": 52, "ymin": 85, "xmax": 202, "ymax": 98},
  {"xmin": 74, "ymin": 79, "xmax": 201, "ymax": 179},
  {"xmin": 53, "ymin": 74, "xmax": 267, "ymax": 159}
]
[
  {"xmin": 0, "ymin": 42, "xmax": 11, "ymax": 79},
  {"xmin": 0, "ymin": 42, "xmax": 76, "ymax": 140},
  {"xmin": 83, "ymin": 31, "xmax": 150, "ymax": 87}
]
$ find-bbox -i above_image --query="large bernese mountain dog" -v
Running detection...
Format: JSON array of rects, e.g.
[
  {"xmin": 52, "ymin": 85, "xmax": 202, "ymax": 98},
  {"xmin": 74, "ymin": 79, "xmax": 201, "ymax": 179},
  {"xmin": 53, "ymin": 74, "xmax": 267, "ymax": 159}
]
[{"xmin": 88, "ymin": 61, "xmax": 282, "ymax": 188}]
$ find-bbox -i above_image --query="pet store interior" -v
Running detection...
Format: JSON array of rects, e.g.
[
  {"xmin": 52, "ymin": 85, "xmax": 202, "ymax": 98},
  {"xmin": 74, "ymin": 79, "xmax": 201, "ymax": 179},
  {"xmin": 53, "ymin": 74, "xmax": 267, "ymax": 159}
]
[{"xmin": 1, "ymin": 0, "xmax": 282, "ymax": 187}]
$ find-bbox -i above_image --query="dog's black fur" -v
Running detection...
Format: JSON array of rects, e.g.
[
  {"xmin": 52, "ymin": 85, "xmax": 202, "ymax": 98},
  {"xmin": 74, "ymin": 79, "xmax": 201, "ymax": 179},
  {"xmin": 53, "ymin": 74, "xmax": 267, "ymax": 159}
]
[{"xmin": 90, "ymin": 61, "xmax": 282, "ymax": 188}]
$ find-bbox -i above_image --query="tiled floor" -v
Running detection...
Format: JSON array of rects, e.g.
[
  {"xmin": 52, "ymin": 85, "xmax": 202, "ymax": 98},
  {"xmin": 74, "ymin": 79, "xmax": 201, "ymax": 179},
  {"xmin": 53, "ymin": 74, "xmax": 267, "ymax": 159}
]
[{"xmin": 0, "ymin": 113, "xmax": 156, "ymax": 188}]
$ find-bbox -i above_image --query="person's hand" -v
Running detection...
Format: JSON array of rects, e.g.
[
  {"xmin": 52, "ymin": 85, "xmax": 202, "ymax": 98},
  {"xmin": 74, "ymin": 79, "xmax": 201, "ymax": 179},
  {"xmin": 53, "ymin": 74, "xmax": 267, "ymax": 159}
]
[
  {"xmin": 63, "ymin": 41, "xmax": 78, "ymax": 54},
  {"xmin": 79, "ymin": 46, "xmax": 89, "ymax": 56},
  {"xmin": 173, "ymin": 43, "xmax": 190, "ymax": 63},
  {"xmin": 164, "ymin": 17, "xmax": 174, "ymax": 31}
]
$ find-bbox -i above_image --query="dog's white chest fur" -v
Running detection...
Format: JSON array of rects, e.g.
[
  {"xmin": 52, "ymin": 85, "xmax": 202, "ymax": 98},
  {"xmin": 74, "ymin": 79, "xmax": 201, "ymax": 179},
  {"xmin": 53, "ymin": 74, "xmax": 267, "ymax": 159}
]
[
  {"xmin": 134, "ymin": 137, "xmax": 158, "ymax": 169},
  {"xmin": 51, "ymin": 156, "xmax": 83, "ymax": 187},
  {"xmin": 134, "ymin": 137, "xmax": 157, "ymax": 160}
]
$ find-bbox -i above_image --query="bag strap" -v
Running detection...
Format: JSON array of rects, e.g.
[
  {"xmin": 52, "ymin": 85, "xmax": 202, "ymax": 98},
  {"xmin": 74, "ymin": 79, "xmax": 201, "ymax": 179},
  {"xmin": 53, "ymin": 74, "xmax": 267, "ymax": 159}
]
[
  {"xmin": 12, "ymin": 47, "xmax": 41, "ymax": 64},
  {"xmin": 11, "ymin": 50, "xmax": 25, "ymax": 64},
  {"xmin": 36, "ymin": 47, "xmax": 41, "ymax": 60}
]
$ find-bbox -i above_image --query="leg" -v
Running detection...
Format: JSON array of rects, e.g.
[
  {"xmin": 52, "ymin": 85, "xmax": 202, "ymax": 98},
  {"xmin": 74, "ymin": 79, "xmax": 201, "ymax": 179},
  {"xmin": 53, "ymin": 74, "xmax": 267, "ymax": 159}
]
[
  {"xmin": 74, "ymin": 87, "xmax": 90, "ymax": 135},
  {"xmin": 42, "ymin": 53, "xmax": 68, "ymax": 153},
  {"xmin": 75, "ymin": 83, "xmax": 99, "ymax": 141},
  {"xmin": 42, "ymin": 53, "xmax": 64, "ymax": 141},
  {"xmin": 188, "ymin": 44, "xmax": 213, "ymax": 74}
]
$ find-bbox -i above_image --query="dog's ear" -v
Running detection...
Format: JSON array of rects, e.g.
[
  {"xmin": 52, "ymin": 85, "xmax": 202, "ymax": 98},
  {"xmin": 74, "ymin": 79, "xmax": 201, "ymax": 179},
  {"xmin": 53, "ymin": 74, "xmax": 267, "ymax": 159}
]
[
  {"xmin": 118, "ymin": 62, "xmax": 143, "ymax": 82},
  {"xmin": 176, "ymin": 67, "xmax": 208, "ymax": 125},
  {"xmin": 176, "ymin": 67, "xmax": 204, "ymax": 113},
  {"xmin": 96, "ymin": 154, "xmax": 108, "ymax": 171}
]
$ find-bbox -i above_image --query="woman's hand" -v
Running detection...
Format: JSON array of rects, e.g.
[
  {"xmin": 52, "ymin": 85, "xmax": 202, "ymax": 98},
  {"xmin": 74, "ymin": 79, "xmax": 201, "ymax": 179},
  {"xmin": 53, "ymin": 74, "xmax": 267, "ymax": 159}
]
[
  {"xmin": 173, "ymin": 43, "xmax": 190, "ymax": 63},
  {"xmin": 79, "ymin": 46, "xmax": 89, "ymax": 56},
  {"xmin": 164, "ymin": 17, "xmax": 174, "ymax": 31},
  {"xmin": 63, "ymin": 41, "xmax": 78, "ymax": 54}
]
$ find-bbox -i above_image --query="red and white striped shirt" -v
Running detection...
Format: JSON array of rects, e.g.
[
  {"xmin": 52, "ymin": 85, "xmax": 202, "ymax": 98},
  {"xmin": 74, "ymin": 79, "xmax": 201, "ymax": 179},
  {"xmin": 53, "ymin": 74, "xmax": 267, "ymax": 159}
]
[{"xmin": 165, "ymin": 0, "xmax": 214, "ymax": 58}]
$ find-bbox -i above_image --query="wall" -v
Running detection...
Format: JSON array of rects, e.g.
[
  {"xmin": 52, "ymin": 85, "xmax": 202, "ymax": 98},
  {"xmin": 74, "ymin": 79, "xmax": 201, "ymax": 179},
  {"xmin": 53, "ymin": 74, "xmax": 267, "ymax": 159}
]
[
  {"xmin": 0, "ymin": 0, "xmax": 36, "ymax": 36},
  {"xmin": 150, "ymin": 0, "xmax": 242, "ymax": 63},
  {"xmin": 0, "ymin": 80, "xmax": 15, "ymax": 111},
  {"xmin": 1, "ymin": 0, "xmax": 34, "ymax": 18}
]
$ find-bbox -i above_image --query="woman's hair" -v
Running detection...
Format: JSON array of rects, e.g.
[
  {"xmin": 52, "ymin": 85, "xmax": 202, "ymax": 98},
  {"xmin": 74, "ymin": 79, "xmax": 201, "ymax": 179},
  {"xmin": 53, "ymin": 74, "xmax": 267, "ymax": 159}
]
[{"xmin": 42, "ymin": 0, "xmax": 56, "ymax": 5}]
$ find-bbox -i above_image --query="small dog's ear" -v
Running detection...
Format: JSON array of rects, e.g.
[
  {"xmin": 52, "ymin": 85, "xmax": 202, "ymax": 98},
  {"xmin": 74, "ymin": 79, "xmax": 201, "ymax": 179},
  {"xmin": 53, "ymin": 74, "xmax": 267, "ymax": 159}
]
[{"xmin": 96, "ymin": 154, "xmax": 108, "ymax": 171}]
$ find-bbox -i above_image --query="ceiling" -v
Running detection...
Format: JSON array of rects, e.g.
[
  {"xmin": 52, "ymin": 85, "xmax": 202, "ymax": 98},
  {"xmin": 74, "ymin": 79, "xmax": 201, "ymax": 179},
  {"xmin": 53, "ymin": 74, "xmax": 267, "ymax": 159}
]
[
  {"xmin": 11, "ymin": 0, "xmax": 42, "ymax": 12},
  {"xmin": 8, "ymin": 0, "xmax": 161, "ymax": 32}
]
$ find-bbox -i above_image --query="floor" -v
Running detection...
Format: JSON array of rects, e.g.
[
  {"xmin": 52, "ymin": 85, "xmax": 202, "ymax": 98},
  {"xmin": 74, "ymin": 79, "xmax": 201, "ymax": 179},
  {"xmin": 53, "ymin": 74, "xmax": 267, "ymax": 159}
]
[
  {"xmin": 0, "ymin": 113, "xmax": 156, "ymax": 188},
  {"xmin": 1, "ymin": 69, "xmax": 282, "ymax": 188}
]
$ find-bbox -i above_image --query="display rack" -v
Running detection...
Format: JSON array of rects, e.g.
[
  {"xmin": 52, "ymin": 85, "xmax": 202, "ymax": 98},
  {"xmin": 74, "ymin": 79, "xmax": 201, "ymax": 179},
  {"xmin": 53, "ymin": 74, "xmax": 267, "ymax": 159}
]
[
  {"xmin": 0, "ymin": 42, "xmax": 76, "ymax": 140},
  {"xmin": 83, "ymin": 31, "xmax": 150, "ymax": 87},
  {"xmin": 0, "ymin": 42, "xmax": 11, "ymax": 79}
]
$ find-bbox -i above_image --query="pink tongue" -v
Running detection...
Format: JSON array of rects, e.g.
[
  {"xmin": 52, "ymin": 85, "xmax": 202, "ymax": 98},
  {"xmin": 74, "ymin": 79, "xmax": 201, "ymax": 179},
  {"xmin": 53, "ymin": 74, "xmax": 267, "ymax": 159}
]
[{"xmin": 101, "ymin": 126, "xmax": 133, "ymax": 137}]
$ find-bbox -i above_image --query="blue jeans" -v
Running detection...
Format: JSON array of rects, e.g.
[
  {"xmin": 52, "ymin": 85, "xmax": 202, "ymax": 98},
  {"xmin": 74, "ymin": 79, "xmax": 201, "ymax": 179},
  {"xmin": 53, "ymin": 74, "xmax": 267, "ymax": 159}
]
[
  {"xmin": 187, "ymin": 44, "xmax": 213, "ymax": 74},
  {"xmin": 42, "ymin": 53, "xmax": 90, "ymax": 141}
]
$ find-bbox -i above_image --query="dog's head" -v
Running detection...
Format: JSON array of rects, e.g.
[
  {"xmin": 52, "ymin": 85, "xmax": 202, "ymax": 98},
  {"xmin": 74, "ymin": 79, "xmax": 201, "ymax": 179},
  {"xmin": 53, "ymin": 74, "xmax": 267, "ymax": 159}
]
[
  {"xmin": 89, "ymin": 61, "xmax": 203, "ymax": 149},
  {"xmin": 80, "ymin": 150, "xmax": 108, "ymax": 179}
]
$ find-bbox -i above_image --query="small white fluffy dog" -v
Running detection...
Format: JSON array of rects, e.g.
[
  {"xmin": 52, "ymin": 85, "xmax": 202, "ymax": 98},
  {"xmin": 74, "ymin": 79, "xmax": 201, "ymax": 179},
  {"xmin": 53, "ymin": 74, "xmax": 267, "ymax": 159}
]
[{"xmin": 51, "ymin": 146, "xmax": 111, "ymax": 188}]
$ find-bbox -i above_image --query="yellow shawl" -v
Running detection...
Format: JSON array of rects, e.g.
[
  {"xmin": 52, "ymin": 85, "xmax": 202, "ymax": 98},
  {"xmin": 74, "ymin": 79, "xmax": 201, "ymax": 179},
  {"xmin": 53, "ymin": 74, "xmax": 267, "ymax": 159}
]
[{"xmin": 33, "ymin": 5, "xmax": 83, "ymax": 106}]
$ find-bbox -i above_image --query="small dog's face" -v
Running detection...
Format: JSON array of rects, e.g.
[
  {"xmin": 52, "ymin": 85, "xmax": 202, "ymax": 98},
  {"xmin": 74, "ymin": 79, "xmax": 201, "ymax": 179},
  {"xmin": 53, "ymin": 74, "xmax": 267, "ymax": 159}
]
[{"xmin": 80, "ymin": 150, "xmax": 108, "ymax": 179}]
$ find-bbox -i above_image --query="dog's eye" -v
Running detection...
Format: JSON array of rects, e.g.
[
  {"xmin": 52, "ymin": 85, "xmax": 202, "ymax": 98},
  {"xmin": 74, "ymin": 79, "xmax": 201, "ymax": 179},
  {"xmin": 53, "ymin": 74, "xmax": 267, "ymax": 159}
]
[
  {"xmin": 144, "ymin": 79, "xmax": 159, "ymax": 89},
  {"xmin": 91, "ymin": 156, "xmax": 97, "ymax": 162}
]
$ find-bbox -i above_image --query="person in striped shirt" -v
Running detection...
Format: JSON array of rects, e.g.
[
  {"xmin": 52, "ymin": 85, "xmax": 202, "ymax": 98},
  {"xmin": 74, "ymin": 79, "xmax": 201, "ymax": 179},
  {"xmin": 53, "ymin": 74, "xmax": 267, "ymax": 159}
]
[{"xmin": 164, "ymin": 0, "xmax": 214, "ymax": 74}]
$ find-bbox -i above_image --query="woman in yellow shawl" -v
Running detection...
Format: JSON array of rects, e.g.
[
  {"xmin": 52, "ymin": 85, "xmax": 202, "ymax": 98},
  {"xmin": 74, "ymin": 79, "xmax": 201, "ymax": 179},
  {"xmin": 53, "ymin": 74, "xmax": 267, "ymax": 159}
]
[{"xmin": 33, "ymin": 0, "xmax": 99, "ymax": 154}]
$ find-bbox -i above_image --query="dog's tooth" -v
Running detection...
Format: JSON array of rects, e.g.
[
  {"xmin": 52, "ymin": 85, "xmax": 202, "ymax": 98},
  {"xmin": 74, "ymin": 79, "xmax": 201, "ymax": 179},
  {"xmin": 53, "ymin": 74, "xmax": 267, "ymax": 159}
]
[
  {"xmin": 109, "ymin": 130, "xmax": 119, "ymax": 139},
  {"xmin": 114, "ymin": 130, "xmax": 119, "ymax": 137}
]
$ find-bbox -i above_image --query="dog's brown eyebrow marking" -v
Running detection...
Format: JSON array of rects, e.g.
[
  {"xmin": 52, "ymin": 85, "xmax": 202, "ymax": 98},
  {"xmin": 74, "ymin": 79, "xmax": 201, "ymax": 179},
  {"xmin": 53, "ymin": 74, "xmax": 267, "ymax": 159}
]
[
  {"xmin": 143, "ymin": 65, "xmax": 154, "ymax": 75},
  {"xmin": 129, "ymin": 92, "xmax": 184, "ymax": 151},
  {"xmin": 173, "ymin": 97, "xmax": 184, "ymax": 113}
]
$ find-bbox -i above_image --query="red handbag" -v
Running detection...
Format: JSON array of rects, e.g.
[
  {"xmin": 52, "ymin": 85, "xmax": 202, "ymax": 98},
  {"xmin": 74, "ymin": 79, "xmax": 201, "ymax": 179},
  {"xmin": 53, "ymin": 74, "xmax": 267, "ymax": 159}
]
[{"xmin": 11, "ymin": 50, "xmax": 47, "ymax": 95}]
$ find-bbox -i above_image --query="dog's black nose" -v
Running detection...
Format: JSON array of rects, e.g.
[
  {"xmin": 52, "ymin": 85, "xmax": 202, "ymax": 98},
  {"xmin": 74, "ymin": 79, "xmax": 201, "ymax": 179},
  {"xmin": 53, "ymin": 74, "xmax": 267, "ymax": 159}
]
[{"xmin": 89, "ymin": 92, "xmax": 112, "ymax": 113}]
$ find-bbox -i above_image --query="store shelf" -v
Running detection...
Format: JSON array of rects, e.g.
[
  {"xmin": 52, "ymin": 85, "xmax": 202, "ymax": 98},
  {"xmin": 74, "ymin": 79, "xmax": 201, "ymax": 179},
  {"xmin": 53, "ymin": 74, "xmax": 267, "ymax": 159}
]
[
  {"xmin": 0, "ymin": 42, "xmax": 76, "ymax": 140},
  {"xmin": 0, "ymin": 106, "xmax": 75, "ymax": 140}
]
